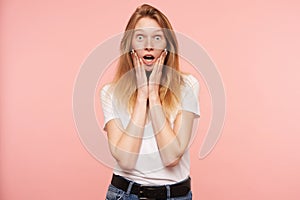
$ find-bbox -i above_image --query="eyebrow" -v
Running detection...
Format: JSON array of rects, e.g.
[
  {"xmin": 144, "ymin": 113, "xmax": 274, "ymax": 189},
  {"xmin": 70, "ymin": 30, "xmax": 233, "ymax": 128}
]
[{"xmin": 134, "ymin": 29, "xmax": 164, "ymax": 34}]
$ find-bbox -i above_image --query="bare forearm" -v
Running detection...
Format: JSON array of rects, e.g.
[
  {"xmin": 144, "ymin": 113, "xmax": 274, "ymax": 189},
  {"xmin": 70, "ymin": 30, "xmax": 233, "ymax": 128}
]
[
  {"xmin": 149, "ymin": 95, "xmax": 186, "ymax": 166},
  {"xmin": 113, "ymin": 98, "xmax": 147, "ymax": 169}
]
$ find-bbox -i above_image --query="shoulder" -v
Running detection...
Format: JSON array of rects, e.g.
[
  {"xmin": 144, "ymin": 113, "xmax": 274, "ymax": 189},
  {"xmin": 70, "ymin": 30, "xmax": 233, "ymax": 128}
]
[
  {"xmin": 101, "ymin": 83, "xmax": 112, "ymax": 92},
  {"xmin": 181, "ymin": 74, "xmax": 199, "ymax": 91},
  {"xmin": 100, "ymin": 83, "xmax": 114, "ymax": 99},
  {"xmin": 179, "ymin": 74, "xmax": 201, "ymax": 117}
]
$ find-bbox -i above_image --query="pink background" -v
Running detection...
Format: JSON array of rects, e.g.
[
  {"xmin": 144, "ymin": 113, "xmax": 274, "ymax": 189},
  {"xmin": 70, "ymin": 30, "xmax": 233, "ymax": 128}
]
[{"xmin": 1, "ymin": 0, "xmax": 300, "ymax": 199}]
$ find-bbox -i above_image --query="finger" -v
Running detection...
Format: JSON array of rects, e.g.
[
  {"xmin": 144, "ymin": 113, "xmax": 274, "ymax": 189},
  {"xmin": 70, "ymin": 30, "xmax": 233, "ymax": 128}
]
[
  {"xmin": 152, "ymin": 57, "xmax": 161, "ymax": 74},
  {"xmin": 130, "ymin": 49, "xmax": 135, "ymax": 62},
  {"xmin": 140, "ymin": 58, "xmax": 147, "ymax": 79},
  {"xmin": 135, "ymin": 53, "xmax": 145, "ymax": 82},
  {"xmin": 139, "ymin": 57, "xmax": 143, "ymax": 69},
  {"xmin": 136, "ymin": 57, "xmax": 147, "ymax": 88},
  {"xmin": 152, "ymin": 51, "xmax": 165, "ymax": 75},
  {"xmin": 159, "ymin": 55, "xmax": 164, "ymax": 67},
  {"xmin": 158, "ymin": 54, "xmax": 164, "ymax": 73},
  {"xmin": 133, "ymin": 52, "xmax": 141, "ymax": 79},
  {"xmin": 134, "ymin": 52, "xmax": 140, "ymax": 68},
  {"xmin": 136, "ymin": 57, "xmax": 143, "ymax": 72},
  {"xmin": 130, "ymin": 49, "xmax": 134, "ymax": 55},
  {"xmin": 132, "ymin": 53, "xmax": 139, "ymax": 68},
  {"xmin": 158, "ymin": 49, "xmax": 168, "ymax": 71},
  {"xmin": 148, "ymin": 59, "xmax": 160, "ymax": 85},
  {"xmin": 160, "ymin": 49, "xmax": 167, "ymax": 64}
]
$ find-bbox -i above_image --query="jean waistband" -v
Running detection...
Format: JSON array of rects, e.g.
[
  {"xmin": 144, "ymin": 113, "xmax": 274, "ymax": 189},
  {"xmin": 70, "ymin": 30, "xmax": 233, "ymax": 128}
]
[{"xmin": 111, "ymin": 174, "xmax": 191, "ymax": 199}]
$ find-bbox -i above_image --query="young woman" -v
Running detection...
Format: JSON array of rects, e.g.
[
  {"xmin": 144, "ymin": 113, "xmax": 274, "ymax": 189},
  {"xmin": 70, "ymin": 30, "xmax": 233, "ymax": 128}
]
[{"xmin": 101, "ymin": 4, "xmax": 200, "ymax": 200}]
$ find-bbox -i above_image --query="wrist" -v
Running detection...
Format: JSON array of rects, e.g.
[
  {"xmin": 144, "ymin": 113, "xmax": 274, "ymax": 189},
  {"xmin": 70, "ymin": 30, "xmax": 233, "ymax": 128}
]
[
  {"xmin": 136, "ymin": 95, "xmax": 148, "ymax": 105},
  {"xmin": 137, "ymin": 91, "xmax": 148, "ymax": 101},
  {"xmin": 148, "ymin": 84, "xmax": 159, "ymax": 91},
  {"xmin": 149, "ymin": 93, "xmax": 161, "ymax": 107}
]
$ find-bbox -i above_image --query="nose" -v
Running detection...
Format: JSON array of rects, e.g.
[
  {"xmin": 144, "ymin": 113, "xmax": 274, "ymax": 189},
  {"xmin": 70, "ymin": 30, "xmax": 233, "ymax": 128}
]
[{"xmin": 144, "ymin": 37, "xmax": 154, "ymax": 51}]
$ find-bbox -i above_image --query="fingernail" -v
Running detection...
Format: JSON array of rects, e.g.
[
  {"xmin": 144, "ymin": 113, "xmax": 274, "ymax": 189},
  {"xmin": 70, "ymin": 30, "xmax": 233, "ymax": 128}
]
[{"xmin": 164, "ymin": 49, "xmax": 168, "ymax": 55}]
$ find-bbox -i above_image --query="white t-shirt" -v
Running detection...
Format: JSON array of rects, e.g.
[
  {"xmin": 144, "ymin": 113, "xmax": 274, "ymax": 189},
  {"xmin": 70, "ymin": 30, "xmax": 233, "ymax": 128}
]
[{"xmin": 100, "ymin": 74, "xmax": 200, "ymax": 185}]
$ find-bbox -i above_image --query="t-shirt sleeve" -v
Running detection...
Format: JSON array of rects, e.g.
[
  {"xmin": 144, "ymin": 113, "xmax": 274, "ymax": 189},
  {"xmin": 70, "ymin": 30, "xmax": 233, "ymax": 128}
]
[
  {"xmin": 100, "ymin": 84, "xmax": 118, "ymax": 130},
  {"xmin": 181, "ymin": 75, "xmax": 200, "ymax": 118}
]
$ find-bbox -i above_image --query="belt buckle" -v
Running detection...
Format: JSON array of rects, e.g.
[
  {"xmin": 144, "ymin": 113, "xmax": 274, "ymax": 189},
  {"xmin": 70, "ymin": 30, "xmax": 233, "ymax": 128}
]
[
  {"xmin": 138, "ymin": 186, "xmax": 149, "ymax": 200},
  {"xmin": 138, "ymin": 185, "xmax": 160, "ymax": 200},
  {"xmin": 138, "ymin": 186, "xmax": 146, "ymax": 200}
]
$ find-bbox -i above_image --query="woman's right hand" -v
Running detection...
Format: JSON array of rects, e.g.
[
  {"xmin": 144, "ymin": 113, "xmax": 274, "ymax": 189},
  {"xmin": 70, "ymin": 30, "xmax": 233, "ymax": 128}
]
[{"xmin": 131, "ymin": 50, "xmax": 148, "ymax": 100}]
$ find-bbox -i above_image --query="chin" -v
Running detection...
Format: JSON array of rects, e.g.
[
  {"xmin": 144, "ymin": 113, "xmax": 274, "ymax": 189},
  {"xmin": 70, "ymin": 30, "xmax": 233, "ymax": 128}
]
[{"xmin": 145, "ymin": 65, "xmax": 154, "ymax": 72}]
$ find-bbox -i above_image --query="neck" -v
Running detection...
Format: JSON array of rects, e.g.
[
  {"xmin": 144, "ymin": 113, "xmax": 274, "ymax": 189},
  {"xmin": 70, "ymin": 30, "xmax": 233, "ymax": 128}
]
[{"xmin": 146, "ymin": 70, "xmax": 152, "ymax": 81}]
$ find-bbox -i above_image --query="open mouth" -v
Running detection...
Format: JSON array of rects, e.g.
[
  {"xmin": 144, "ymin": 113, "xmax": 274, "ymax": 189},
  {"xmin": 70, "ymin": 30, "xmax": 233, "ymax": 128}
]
[
  {"xmin": 143, "ymin": 55, "xmax": 155, "ymax": 61},
  {"xmin": 142, "ymin": 55, "xmax": 156, "ymax": 65}
]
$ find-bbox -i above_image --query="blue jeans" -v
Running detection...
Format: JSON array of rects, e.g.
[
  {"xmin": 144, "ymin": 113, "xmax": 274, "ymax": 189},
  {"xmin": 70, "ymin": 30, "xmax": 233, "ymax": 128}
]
[{"xmin": 105, "ymin": 184, "xmax": 192, "ymax": 200}]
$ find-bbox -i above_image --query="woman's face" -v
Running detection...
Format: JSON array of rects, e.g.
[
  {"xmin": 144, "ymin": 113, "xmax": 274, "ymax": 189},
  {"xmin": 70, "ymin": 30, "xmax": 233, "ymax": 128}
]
[{"xmin": 131, "ymin": 17, "xmax": 167, "ymax": 71}]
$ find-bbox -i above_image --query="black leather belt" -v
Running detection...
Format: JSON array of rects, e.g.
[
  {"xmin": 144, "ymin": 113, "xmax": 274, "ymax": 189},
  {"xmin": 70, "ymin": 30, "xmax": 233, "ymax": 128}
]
[{"xmin": 111, "ymin": 174, "xmax": 191, "ymax": 199}]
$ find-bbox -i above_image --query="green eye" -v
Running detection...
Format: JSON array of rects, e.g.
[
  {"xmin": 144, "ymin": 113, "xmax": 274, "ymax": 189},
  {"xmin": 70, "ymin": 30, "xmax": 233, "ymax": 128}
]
[{"xmin": 137, "ymin": 35, "xmax": 144, "ymax": 40}]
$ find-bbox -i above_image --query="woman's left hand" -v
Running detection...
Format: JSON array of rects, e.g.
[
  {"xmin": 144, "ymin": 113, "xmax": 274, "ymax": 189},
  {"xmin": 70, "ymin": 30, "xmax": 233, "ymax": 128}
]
[{"xmin": 148, "ymin": 50, "xmax": 168, "ymax": 98}]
